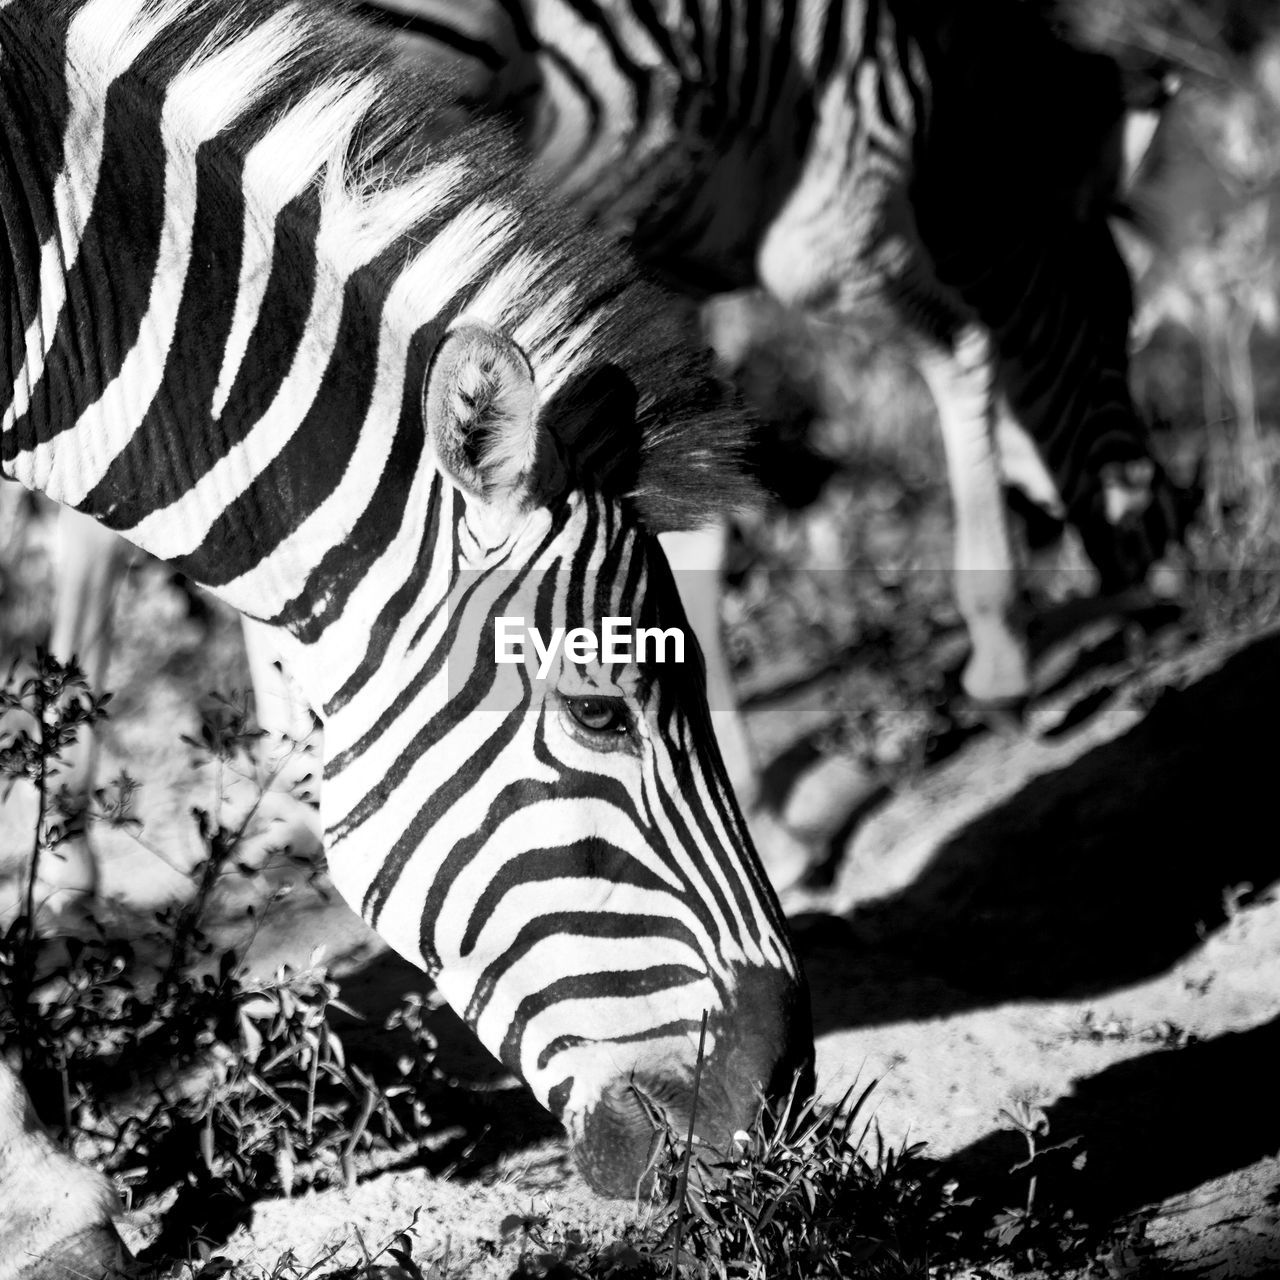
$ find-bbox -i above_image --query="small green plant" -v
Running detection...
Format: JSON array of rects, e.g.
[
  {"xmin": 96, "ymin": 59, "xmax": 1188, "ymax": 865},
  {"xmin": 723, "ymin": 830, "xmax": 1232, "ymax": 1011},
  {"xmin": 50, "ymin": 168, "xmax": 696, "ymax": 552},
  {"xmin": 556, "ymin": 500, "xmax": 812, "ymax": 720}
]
[
  {"xmin": 0, "ymin": 651, "xmax": 448, "ymax": 1260},
  {"xmin": 74, "ymin": 954, "xmax": 420, "ymax": 1206},
  {"xmin": 508, "ymin": 1073, "xmax": 944, "ymax": 1280},
  {"xmin": 0, "ymin": 652, "xmax": 111, "ymax": 1064},
  {"xmin": 664, "ymin": 1079, "xmax": 937, "ymax": 1279},
  {"xmin": 983, "ymin": 1094, "xmax": 1089, "ymax": 1270},
  {"xmin": 177, "ymin": 1212, "xmax": 438, "ymax": 1279},
  {"xmin": 1064, "ymin": 1009, "xmax": 1195, "ymax": 1049}
]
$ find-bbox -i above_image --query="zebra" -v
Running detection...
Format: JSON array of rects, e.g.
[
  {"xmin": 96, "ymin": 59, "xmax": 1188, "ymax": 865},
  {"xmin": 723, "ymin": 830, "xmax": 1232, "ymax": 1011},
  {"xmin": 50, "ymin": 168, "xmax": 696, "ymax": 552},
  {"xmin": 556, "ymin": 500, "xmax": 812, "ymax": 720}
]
[
  {"xmin": 19, "ymin": 0, "xmax": 1190, "ymax": 878},
  {"xmin": 349, "ymin": 0, "xmax": 1188, "ymax": 815},
  {"xmin": 0, "ymin": 0, "xmax": 813, "ymax": 1270}
]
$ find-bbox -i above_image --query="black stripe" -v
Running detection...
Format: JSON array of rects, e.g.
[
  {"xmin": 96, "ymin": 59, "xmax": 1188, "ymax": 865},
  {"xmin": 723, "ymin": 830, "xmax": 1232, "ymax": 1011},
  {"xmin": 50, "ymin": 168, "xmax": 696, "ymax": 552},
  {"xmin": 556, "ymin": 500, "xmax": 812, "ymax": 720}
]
[
  {"xmin": 739, "ymin": 0, "xmax": 766, "ymax": 126},
  {"xmin": 713, "ymin": 0, "xmax": 736, "ymax": 127},
  {"xmin": 541, "ymin": 45, "xmax": 605, "ymax": 164},
  {"xmin": 468, "ymin": 910, "xmax": 706, "ymax": 1026},
  {"xmin": 365, "ymin": 677, "xmax": 530, "ymax": 936},
  {"xmin": 274, "ymin": 329, "xmax": 438, "ymax": 646},
  {"xmin": 353, "ymin": 4, "xmax": 507, "ymax": 71},
  {"xmin": 875, "ymin": 54, "xmax": 899, "ymax": 130},
  {"xmin": 493, "ymin": 0, "xmax": 540, "ymax": 52},
  {"xmin": 763, "ymin": 0, "xmax": 800, "ymax": 124},
  {"xmin": 558, "ymin": 0, "xmax": 651, "ymax": 123},
  {"xmin": 501, "ymin": 965, "xmax": 705, "ymax": 1072},
  {"xmin": 330, "ymin": 499, "xmax": 568, "ymax": 782},
  {"xmin": 353, "ymin": 519, "xmax": 578, "ymax": 927},
  {"xmin": 681, "ymin": 0, "xmax": 710, "ymax": 79},
  {"xmin": 172, "ymin": 250, "xmax": 390, "ymax": 586},
  {"xmin": 7, "ymin": 69, "xmax": 166, "ymax": 461},
  {"xmin": 539, "ymin": 1016, "xmax": 706, "ymax": 1072},
  {"xmin": 176, "ymin": 159, "xmax": 485, "ymax": 588},
  {"xmin": 815, "ymin": 0, "xmax": 846, "ymax": 85},
  {"xmin": 0, "ymin": 11, "xmax": 70, "ymax": 434},
  {"xmin": 323, "ymin": 472, "xmax": 445, "ymax": 715},
  {"xmin": 892, "ymin": 5, "xmax": 928, "ymax": 132},
  {"xmin": 630, "ymin": 0, "xmax": 689, "ymax": 79},
  {"xmin": 80, "ymin": 142, "xmax": 248, "ymax": 528}
]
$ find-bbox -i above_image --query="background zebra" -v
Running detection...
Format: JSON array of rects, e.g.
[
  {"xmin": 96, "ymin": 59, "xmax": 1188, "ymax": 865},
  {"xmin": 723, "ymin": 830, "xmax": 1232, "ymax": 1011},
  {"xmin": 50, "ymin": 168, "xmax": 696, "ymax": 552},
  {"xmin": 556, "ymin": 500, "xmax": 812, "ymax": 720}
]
[
  {"xmin": 352, "ymin": 0, "xmax": 1190, "ymax": 817},
  {"xmin": 0, "ymin": 0, "xmax": 812, "ymax": 1270},
  {"xmin": 13, "ymin": 0, "xmax": 1191, "ymax": 885}
]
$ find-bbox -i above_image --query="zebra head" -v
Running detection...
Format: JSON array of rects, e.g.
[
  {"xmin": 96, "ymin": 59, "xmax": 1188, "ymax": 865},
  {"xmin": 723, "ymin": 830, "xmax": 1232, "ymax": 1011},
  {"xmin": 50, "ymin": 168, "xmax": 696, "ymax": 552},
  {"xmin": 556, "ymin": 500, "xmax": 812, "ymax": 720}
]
[
  {"xmin": 322, "ymin": 322, "xmax": 813, "ymax": 1198},
  {"xmin": 0, "ymin": 0, "xmax": 810, "ymax": 1201}
]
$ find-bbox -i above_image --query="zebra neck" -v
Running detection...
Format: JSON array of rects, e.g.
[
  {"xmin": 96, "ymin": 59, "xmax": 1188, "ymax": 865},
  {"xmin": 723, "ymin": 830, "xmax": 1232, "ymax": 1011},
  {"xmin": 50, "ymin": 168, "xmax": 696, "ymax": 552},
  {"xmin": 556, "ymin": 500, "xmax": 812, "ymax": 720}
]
[
  {"xmin": 0, "ymin": 3, "xmax": 342, "ymax": 603},
  {"xmin": 0, "ymin": 1, "xmax": 480, "ymax": 671}
]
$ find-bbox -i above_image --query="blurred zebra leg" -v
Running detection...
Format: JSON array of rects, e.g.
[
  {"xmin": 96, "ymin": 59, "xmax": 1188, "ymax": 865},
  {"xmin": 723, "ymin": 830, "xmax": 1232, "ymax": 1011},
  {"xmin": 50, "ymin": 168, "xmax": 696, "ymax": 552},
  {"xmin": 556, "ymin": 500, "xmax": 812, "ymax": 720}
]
[
  {"xmin": 0, "ymin": 479, "xmax": 35, "ymax": 559},
  {"xmin": 997, "ymin": 411, "xmax": 1067, "ymax": 525},
  {"xmin": 29, "ymin": 507, "xmax": 136, "ymax": 923},
  {"xmin": 49, "ymin": 506, "xmax": 134, "ymax": 813},
  {"xmin": 919, "ymin": 327, "xmax": 1030, "ymax": 712},
  {"xmin": 0, "ymin": 1065, "xmax": 131, "ymax": 1280}
]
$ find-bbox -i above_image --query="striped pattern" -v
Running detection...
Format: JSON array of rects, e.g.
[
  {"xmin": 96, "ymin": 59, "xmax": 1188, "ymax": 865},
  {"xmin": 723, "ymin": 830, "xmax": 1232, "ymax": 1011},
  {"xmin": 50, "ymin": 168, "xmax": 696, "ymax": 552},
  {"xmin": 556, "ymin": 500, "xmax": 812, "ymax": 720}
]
[
  {"xmin": 0, "ymin": 0, "xmax": 807, "ymax": 1189},
  {"xmin": 357, "ymin": 0, "xmax": 1177, "ymax": 600}
]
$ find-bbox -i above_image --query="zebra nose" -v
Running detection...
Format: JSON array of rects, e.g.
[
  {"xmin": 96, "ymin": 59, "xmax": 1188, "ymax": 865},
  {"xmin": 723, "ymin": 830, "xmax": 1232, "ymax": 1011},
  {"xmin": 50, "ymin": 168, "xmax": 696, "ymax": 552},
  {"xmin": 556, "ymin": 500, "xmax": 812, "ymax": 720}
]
[
  {"xmin": 574, "ymin": 965, "xmax": 813, "ymax": 1198},
  {"xmin": 699, "ymin": 961, "xmax": 816, "ymax": 1139}
]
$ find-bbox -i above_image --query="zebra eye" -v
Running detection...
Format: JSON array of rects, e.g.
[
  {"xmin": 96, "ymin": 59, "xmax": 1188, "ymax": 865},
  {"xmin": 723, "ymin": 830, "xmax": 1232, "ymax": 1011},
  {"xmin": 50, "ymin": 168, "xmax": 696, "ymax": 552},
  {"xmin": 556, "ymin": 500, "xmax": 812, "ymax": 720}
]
[{"xmin": 565, "ymin": 696, "xmax": 629, "ymax": 735}]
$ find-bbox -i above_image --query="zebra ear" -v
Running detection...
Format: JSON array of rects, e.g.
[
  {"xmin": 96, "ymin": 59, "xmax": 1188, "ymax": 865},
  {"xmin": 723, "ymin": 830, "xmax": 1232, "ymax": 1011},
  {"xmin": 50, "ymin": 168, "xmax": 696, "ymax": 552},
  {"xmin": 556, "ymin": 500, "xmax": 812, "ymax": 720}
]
[{"xmin": 424, "ymin": 323, "xmax": 565, "ymax": 509}]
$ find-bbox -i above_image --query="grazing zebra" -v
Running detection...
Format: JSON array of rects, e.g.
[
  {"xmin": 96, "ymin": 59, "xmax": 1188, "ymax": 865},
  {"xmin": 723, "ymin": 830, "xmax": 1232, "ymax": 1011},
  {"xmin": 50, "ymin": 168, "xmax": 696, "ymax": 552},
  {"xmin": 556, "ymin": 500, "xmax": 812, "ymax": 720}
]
[
  {"xmin": 0, "ymin": 0, "xmax": 813, "ymax": 1270},
  {"xmin": 352, "ymin": 0, "xmax": 1186, "ymax": 801}
]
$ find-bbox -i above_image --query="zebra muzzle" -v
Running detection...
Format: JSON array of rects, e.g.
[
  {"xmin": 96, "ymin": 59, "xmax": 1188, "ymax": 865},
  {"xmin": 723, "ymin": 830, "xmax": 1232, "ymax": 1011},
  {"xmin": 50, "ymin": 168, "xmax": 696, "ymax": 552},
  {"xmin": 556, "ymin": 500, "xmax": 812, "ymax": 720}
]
[{"xmin": 572, "ymin": 969, "xmax": 815, "ymax": 1199}]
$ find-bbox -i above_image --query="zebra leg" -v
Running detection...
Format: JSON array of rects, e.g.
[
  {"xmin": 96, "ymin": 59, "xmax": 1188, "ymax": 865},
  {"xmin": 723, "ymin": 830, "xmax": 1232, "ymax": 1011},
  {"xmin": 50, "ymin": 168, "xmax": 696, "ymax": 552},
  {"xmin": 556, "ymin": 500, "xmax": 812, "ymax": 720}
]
[
  {"xmin": 0, "ymin": 480, "xmax": 34, "ymax": 563},
  {"xmin": 0, "ymin": 1065, "xmax": 130, "ymax": 1280},
  {"xmin": 918, "ymin": 327, "xmax": 1031, "ymax": 711},
  {"xmin": 996, "ymin": 409, "xmax": 1066, "ymax": 526},
  {"xmin": 32, "ymin": 506, "xmax": 134, "ymax": 923},
  {"xmin": 49, "ymin": 506, "xmax": 129, "ymax": 800}
]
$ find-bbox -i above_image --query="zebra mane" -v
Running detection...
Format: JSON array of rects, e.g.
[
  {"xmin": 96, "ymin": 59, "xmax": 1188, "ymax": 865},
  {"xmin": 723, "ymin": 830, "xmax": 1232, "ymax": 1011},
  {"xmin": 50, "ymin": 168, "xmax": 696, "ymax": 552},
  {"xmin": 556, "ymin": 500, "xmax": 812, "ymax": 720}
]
[{"xmin": 28, "ymin": 0, "xmax": 757, "ymax": 532}]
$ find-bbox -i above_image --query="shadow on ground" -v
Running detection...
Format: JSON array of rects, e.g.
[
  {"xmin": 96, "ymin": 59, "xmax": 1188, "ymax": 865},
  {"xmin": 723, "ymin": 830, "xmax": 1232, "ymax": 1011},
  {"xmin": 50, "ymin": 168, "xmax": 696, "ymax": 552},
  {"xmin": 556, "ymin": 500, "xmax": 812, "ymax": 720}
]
[
  {"xmin": 794, "ymin": 629, "xmax": 1280, "ymax": 1036},
  {"xmin": 943, "ymin": 1011, "xmax": 1280, "ymax": 1220}
]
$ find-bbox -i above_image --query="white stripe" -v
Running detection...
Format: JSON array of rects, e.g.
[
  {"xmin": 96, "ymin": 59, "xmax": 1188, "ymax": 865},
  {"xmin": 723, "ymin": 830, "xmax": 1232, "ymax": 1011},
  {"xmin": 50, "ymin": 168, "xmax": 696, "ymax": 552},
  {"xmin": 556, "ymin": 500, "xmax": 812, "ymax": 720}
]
[
  {"xmin": 3, "ymin": 0, "xmax": 189, "ymax": 446},
  {"xmin": 547, "ymin": 1029, "xmax": 715, "ymax": 1120},
  {"xmin": 520, "ymin": 982, "xmax": 719, "ymax": 1075},
  {"xmin": 437, "ymin": 794, "xmax": 692, "ymax": 965},
  {"xmin": 209, "ymin": 204, "xmax": 518, "ymax": 616},
  {"xmin": 456, "ymin": 868, "xmax": 717, "ymax": 992},
  {"xmin": 473, "ymin": 931, "xmax": 707, "ymax": 1056},
  {"xmin": 648, "ymin": 744, "xmax": 766, "ymax": 965},
  {"xmin": 29, "ymin": 9, "xmax": 302, "ymax": 507},
  {"xmin": 213, "ymin": 78, "xmax": 384, "ymax": 420}
]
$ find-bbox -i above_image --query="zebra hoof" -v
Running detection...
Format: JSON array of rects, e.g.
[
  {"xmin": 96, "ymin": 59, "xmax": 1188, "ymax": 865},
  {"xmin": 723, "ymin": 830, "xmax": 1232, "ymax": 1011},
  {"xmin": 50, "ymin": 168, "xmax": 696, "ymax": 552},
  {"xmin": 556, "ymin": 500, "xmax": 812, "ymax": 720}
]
[{"xmin": 17, "ymin": 1223, "xmax": 133, "ymax": 1279}]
